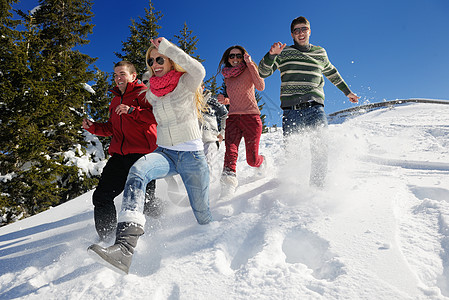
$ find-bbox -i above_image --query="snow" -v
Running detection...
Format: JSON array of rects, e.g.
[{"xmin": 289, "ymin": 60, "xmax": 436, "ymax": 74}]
[
  {"xmin": 63, "ymin": 131, "xmax": 106, "ymax": 177},
  {"xmin": 1, "ymin": 102, "xmax": 449, "ymax": 299},
  {"xmin": 82, "ymin": 83, "xmax": 96, "ymax": 95},
  {"xmin": 30, "ymin": 6, "xmax": 40, "ymax": 16}
]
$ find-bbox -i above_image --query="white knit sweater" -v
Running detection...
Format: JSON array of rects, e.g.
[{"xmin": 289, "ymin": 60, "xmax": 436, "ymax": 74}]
[{"xmin": 145, "ymin": 39, "xmax": 206, "ymax": 147}]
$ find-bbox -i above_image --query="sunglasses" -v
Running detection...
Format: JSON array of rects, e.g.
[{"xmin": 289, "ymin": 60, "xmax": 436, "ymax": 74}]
[
  {"xmin": 229, "ymin": 53, "xmax": 243, "ymax": 59},
  {"xmin": 147, "ymin": 56, "xmax": 165, "ymax": 67},
  {"xmin": 292, "ymin": 27, "xmax": 309, "ymax": 34}
]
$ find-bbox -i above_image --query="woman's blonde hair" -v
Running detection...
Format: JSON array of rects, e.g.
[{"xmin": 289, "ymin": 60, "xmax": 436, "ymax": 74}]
[{"xmin": 145, "ymin": 43, "xmax": 206, "ymax": 119}]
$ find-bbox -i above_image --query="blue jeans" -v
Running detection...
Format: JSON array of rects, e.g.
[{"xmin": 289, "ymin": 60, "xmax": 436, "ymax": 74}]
[
  {"xmin": 118, "ymin": 147, "xmax": 212, "ymax": 225},
  {"xmin": 282, "ymin": 105, "xmax": 328, "ymax": 187}
]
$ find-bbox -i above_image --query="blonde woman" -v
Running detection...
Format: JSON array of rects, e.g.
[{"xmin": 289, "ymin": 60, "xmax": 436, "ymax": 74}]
[{"xmin": 88, "ymin": 37, "xmax": 211, "ymax": 274}]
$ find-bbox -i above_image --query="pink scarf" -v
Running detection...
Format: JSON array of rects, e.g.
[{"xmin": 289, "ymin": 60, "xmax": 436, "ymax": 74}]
[
  {"xmin": 222, "ymin": 62, "xmax": 246, "ymax": 78},
  {"xmin": 150, "ymin": 70, "xmax": 183, "ymax": 97}
]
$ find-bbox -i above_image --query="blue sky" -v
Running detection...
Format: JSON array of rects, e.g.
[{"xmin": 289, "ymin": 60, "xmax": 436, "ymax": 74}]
[{"xmin": 13, "ymin": 0, "xmax": 449, "ymax": 126}]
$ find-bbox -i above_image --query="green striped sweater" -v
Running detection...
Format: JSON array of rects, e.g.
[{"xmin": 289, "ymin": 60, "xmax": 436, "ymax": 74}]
[{"xmin": 258, "ymin": 44, "xmax": 352, "ymax": 108}]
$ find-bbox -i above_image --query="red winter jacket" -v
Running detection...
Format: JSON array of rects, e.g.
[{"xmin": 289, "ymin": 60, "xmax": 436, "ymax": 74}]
[{"xmin": 86, "ymin": 80, "xmax": 158, "ymax": 156}]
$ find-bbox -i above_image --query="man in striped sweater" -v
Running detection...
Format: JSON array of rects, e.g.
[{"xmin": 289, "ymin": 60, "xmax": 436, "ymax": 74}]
[{"xmin": 258, "ymin": 16, "xmax": 359, "ymax": 188}]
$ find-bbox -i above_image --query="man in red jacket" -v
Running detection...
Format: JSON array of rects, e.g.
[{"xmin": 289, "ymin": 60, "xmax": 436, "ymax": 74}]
[{"xmin": 83, "ymin": 61, "xmax": 158, "ymax": 240}]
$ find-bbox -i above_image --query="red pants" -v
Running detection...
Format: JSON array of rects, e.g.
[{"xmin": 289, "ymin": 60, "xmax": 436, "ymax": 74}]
[{"xmin": 223, "ymin": 114, "xmax": 264, "ymax": 173}]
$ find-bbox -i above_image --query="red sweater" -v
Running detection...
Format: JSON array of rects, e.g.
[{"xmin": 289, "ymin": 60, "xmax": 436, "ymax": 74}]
[
  {"xmin": 224, "ymin": 62, "xmax": 265, "ymax": 115},
  {"xmin": 86, "ymin": 80, "xmax": 158, "ymax": 156}
]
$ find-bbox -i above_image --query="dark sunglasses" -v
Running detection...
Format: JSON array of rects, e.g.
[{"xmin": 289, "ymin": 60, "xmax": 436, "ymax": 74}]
[
  {"xmin": 292, "ymin": 27, "xmax": 309, "ymax": 34},
  {"xmin": 229, "ymin": 53, "xmax": 243, "ymax": 59},
  {"xmin": 147, "ymin": 56, "xmax": 165, "ymax": 67}
]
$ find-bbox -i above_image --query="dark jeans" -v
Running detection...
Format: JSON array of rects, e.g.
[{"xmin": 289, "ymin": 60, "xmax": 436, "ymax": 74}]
[
  {"xmin": 282, "ymin": 105, "xmax": 328, "ymax": 187},
  {"xmin": 93, "ymin": 153, "xmax": 156, "ymax": 239}
]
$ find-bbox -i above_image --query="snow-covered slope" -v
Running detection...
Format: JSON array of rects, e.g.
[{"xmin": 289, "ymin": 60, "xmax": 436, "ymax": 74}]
[{"xmin": 1, "ymin": 102, "xmax": 448, "ymax": 299}]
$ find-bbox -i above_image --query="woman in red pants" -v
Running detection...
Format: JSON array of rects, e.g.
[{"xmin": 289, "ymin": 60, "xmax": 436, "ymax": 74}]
[{"xmin": 217, "ymin": 45, "xmax": 266, "ymax": 198}]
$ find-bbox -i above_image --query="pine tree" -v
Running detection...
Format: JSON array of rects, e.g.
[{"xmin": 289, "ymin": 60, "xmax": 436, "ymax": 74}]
[
  {"xmin": 0, "ymin": 0, "xmax": 99, "ymax": 225},
  {"xmin": 115, "ymin": 0, "xmax": 163, "ymax": 77},
  {"xmin": 84, "ymin": 68, "xmax": 111, "ymax": 123},
  {"xmin": 84, "ymin": 67, "xmax": 113, "ymax": 155},
  {"xmin": 173, "ymin": 22, "xmax": 204, "ymax": 63},
  {"xmin": 0, "ymin": 0, "xmax": 26, "ymax": 169},
  {"xmin": 204, "ymin": 76, "xmax": 219, "ymax": 96},
  {"xmin": 29, "ymin": 0, "xmax": 98, "ymax": 196},
  {"xmin": 0, "ymin": 0, "xmax": 29, "ymax": 223}
]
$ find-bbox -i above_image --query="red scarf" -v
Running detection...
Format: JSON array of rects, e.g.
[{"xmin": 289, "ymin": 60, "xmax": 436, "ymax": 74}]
[
  {"xmin": 222, "ymin": 62, "xmax": 246, "ymax": 78},
  {"xmin": 150, "ymin": 70, "xmax": 183, "ymax": 97}
]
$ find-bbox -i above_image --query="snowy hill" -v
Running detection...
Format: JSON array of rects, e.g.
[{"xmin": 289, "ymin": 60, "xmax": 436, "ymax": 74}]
[{"xmin": 1, "ymin": 102, "xmax": 449, "ymax": 299}]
